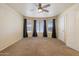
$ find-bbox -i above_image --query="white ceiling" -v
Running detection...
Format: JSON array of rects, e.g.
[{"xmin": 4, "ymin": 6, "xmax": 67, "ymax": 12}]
[{"xmin": 7, "ymin": 3, "xmax": 74, "ymax": 17}]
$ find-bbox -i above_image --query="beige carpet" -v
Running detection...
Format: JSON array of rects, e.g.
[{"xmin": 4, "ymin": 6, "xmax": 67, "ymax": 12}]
[{"xmin": 0, "ymin": 37, "xmax": 79, "ymax": 56}]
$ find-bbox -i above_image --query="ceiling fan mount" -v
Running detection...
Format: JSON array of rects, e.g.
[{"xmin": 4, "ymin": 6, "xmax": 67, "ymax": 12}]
[{"xmin": 38, "ymin": 3, "xmax": 42, "ymax": 9}]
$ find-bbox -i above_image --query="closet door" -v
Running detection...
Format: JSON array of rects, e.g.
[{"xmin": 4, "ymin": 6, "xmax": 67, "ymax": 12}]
[
  {"xmin": 57, "ymin": 15, "xmax": 65, "ymax": 42},
  {"xmin": 74, "ymin": 7, "xmax": 79, "ymax": 51},
  {"xmin": 66, "ymin": 8, "xmax": 76, "ymax": 49},
  {"xmin": 59, "ymin": 16, "xmax": 65, "ymax": 42},
  {"xmin": 60, "ymin": 16, "xmax": 65, "ymax": 41}
]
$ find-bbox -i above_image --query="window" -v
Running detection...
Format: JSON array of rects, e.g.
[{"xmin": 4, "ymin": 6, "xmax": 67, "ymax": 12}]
[
  {"xmin": 47, "ymin": 20, "xmax": 53, "ymax": 33},
  {"xmin": 36, "ymin": 20, "xmax": 40, "ymax": 32},
  {"xmin": 36, "ymin": 20, "xmax": 44, "ymax": 33},
  {"xmin": 27, "ymin": 20, "xmax": 32, "ymax": 32},
  {"xmin": 39, "ymin": 20, "xmax": 44, "ymax": 32}
]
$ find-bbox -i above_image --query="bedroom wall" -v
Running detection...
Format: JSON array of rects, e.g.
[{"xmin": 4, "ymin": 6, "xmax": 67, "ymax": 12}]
[
  {"xmin": 57, "ymin": 4, "xmax": 79, "ymax": 51},
  {"xmin": 0, "ymin": 4, "xmax": 23, "ymax": 51}
]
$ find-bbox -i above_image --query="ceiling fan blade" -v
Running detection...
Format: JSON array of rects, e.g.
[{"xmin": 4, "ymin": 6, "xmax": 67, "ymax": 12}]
[
  {"xmin": 34, "ymin": 3, "xmax": 38, "ymax": 7},
  {"xmin": 42, "ymin": 4, "xmax": 50, "ymax": 8},
  {"xmin": 42, "ymin": 9, "xmax": 49, "ymax": 12}
]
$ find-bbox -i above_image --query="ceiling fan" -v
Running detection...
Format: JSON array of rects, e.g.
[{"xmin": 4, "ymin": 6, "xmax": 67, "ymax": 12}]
[{"xmin": 37, "ymin": 3, "xmax": 50, "ymax": 13}]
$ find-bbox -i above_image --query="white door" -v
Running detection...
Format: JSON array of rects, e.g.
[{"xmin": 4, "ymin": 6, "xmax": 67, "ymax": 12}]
[
  {"xmin": 58, "ymin": 15, "xmax": 65, "ymax": 42},
  {"xmin": 60, "ymin": 16, "xmax": 65, "ymax": 42}
]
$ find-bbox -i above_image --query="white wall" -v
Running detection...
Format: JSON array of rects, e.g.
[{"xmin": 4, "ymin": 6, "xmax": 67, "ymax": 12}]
[
  {"xmin": 57, "ymin": 4, "xmax": 79, "ymax": 51},
  {"xmin": 0, "ymin": 4, "xmax": 23, "ymax": 51}
]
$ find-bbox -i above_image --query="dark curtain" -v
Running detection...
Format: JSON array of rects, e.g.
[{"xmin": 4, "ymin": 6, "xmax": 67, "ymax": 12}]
[
  {"xmin": 32, "ymin": 20, "xmax": 37, "ymax": 37},
  {"xmin": 23, "ymin": 19, "xmax": 28, "ymax": 38},
  {"xmin": 52, "ymin": 19, "xmax": 56, "ymax": 38},
  {"xmin": 43, "ymin": 20, "xmax": 47, "ymax": 37}
]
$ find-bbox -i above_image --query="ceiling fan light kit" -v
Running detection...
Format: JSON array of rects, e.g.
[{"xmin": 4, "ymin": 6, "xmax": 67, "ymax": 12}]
[{"xmin": 38, "ymin": 8, "xmax": 42, "ymax": 12}]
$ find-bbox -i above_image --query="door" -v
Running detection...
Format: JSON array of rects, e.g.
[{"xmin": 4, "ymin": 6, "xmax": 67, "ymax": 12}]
[{"xmin": 58, "ymin": 15, "xmax": 65, "ymax": 42}]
